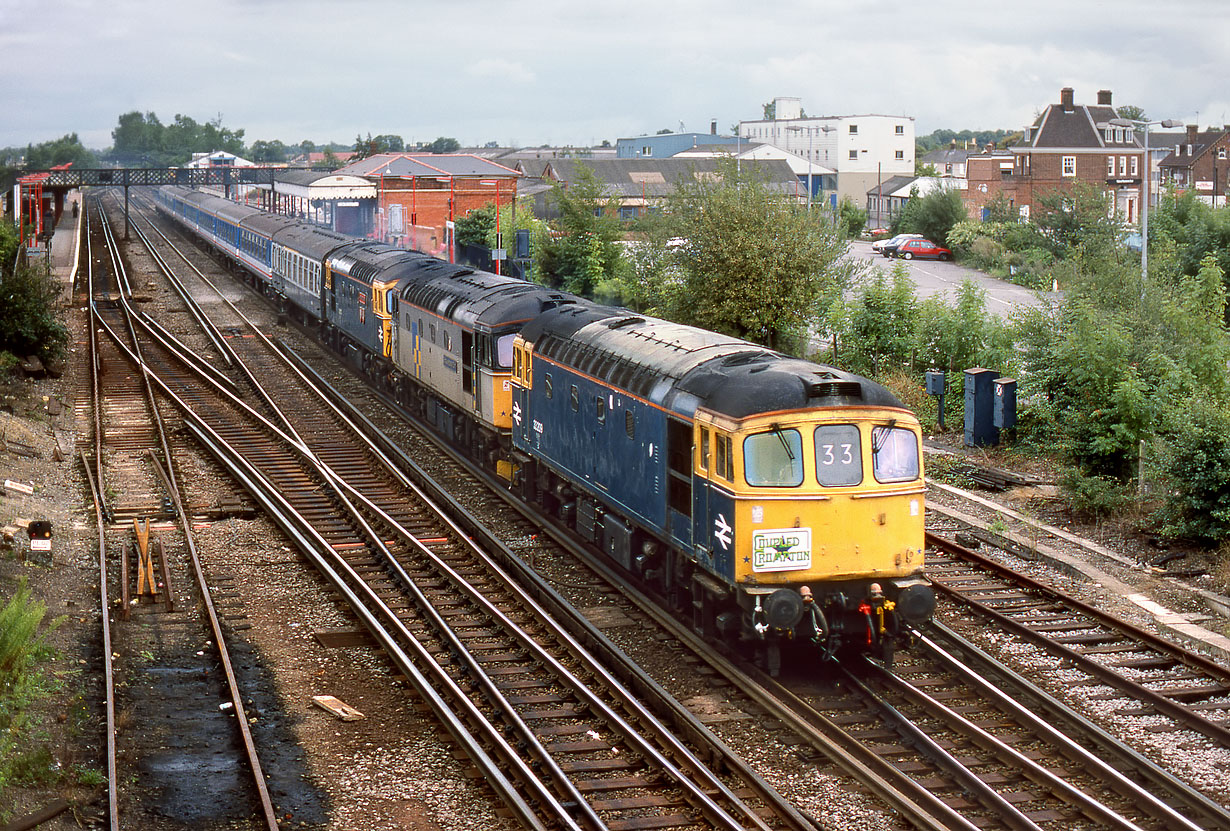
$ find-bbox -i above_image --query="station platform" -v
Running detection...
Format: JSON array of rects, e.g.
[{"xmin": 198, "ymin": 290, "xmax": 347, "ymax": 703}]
[{"xmin": 45, "ymin": 191, "xmax": 81, "ymax": 302}]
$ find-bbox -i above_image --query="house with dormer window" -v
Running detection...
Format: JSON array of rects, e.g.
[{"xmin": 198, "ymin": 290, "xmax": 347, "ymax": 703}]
[{"xmin": 964, "ymin": 88, "xmax": 1147, "ymax": 224}]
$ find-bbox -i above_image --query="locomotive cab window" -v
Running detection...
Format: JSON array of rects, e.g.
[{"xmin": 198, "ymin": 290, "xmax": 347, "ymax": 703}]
[
  {"xmin": 496, "ymin": 334, "xmax": 515, "ymax": 369},
  {"xmin": 871, "ymin": 426, "xmax": 920, "ymax": 483},
  {"xmin": 699, "ymin": 427, "xmax": 710, "ymax": 471},
  {"xmin": 815, "ymin": 424, "xmax": 863, "ymax": 486},
  {"xmin": 744, "ymin": 428, "xmax": 804, "ymax": 487}
]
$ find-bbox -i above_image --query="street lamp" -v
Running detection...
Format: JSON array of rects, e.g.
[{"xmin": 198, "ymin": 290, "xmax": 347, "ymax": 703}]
[
  {"xmin": 1110, "ymin": 116, "xmax": 1182, "ymax": 288},
  {"xmin": 786, "ymin": 124, "xmax": 834, "ymax": 211}
]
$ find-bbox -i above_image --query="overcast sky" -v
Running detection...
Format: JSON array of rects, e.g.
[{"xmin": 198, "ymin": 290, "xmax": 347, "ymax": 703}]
[{"xmin": 4, "ymin": 0, "xmax": 1229, "ymax": 152}]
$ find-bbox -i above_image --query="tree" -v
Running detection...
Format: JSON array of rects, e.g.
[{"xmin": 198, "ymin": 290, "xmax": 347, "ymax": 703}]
[
  {"xmin": 0, "ymin": 222, "xmax": 68, "ymax": 369},
  {"xmin": 1116, "ymin": 104, "xmax": 1147, "ymax": 122},
  {"xmin": 535, "ymin": 165, "xmax": 624, "ymax": 297},
  {"xmin": 894, "ymin": 187, "xmax": 967, "ymax": 246},
  {"xmin": 1032, "ymin": 182, "xmax": 1122, "ymax": 258},
  {"xmin": 662, "ymin": 157, "xmax": 862, "ymax": 353},
  {"xmin": 23, "ymin": 134, "xmax": 96, "ymax": 169},
  {"xmin": 249, "ymin": 140, "xmax": 287, "ymax": 163},
  {"xmin": 836, "ymin": 197, "xmax": 867, "ymax": 237},
  {"xmin": 762, "ymin": 100, "xmax": 776, "ymax": 120},
  {"xmin": 425, "ymin": 137, "xmax": 460, "ymax": 154},
  {"xmin": 110, "ymin": 111, "xmax": 165, "ymax": 165}
]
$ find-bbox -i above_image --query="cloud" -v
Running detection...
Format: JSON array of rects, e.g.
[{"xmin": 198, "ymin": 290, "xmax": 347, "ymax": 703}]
[{"xmin": 466, "ymin": 59, "xmax": 536, "ymax": 84}]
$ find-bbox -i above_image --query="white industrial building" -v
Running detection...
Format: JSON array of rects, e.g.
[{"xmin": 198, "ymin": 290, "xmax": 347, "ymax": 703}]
[{"xmin": 738, "ymin": 97, "xmax": 915, "ymax": 204}]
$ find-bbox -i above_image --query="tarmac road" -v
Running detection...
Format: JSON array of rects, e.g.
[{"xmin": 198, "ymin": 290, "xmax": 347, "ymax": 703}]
[{"xmin": 848, "ymin": 240, "xmax": 1058, "ymax": 318}]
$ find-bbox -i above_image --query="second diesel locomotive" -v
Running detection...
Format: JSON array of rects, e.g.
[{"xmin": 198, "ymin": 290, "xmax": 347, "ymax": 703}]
[{"xmin": 155, "ymin": 184, "xmax": 934, "ymax": 661}]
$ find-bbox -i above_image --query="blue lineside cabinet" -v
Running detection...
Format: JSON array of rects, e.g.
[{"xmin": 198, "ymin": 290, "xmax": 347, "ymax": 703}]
[
  {"xmin": 993, "ymin": 377, "xmax": 1017, "ymax": 430},
  {"xmin": 964, "ymin": 368, "xmax": 999, "ymax": 447}
]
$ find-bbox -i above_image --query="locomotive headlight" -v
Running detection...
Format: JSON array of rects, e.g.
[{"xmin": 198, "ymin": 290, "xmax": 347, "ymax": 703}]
[
  {"xmin": 895, "ymin": 581, "xmax": 936, "ymax": 624},
  {"xmin": 764, "ymin": 589, "xmax": 805, "ymax": 629}
]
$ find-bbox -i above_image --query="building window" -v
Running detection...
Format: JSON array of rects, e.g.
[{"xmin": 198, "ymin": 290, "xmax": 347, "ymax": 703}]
[
  {"xmin": 895, "ymin": 125, "xmax": 904, "ymax": 135},
  {"xmin": 1220, "ymin": 148, "xmax": 1227, "ymax": 160},
  {"xmin": 1062, "ymin": 156, "xmax": 1076, "ymax": 177},
  {"xmin": 848, "ymin": 124, "xmax": 858, "ymax": 134},
  {"xmin": 641, "ymin": 146, "xmax": 652, "ymax": 156},
  {"xmin": 1119, "ymin": 156, "xmax": 1127, "ymax": 176},
  {"xmin": 849, "ymin": 150, "xmax": 858, "ymax": 160},
  {"xmin": 1108, "ymin": 156, "xmax": 1115, "ymax": 176},
  {"xmin": 895, "ymin": 150, "xmax": 904, "ymax": 160},
  {"xmin": 1130, "ymin": 156, "xmax": 1138, "ymax": 176}
]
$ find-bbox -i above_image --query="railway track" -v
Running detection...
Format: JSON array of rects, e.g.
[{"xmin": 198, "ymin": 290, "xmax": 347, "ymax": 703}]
[
  {"xmin": 84, "ymin": 195, "xmax": 282, "ymax": 830},
  {"xmin": 113, "ymin": 194, "xmax": 825, "ymax": 830},
  {"xmin": 127, "ymin": 189, "xmax": 1230, "ymax": 829}
]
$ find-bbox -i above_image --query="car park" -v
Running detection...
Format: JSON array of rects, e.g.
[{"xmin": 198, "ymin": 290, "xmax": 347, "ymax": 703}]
[
  {"xmin": 872, "ymin": 232, "xmax": 922, "ymax": 255},
  {"xmin": 892, "ymin": 238, "xmax": 952, "ymax": 261}
]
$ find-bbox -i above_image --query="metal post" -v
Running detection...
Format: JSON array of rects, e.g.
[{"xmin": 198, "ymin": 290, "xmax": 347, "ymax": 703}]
[{"xmin": 807, "ymin": 127, "xmax": 813, "ymax": 212}]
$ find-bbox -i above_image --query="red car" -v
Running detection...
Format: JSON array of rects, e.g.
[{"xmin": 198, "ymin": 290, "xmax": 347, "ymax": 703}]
[{"xmin": 893, "ymin": 238, "xmax": 952, "ymax": 261}]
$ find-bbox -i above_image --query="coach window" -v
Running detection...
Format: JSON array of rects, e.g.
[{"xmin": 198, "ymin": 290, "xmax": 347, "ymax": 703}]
[
  {"xmin": 871, "ymin": 426, "xmax": 920, "ymax": 483},
  {"xmin": 744, "ymin": 428, "xmax": 804, "ymax": 487},
  {"xmin": 545, "ymin": 374, "xmax": 553, "ymax": 399},
  {"xmin": 429, "ymin": 323, "xmax": 436, "ymax": 344},
  {"xmin": 814, "ymin": 424, "xmax": 862, "ymax": 486}
]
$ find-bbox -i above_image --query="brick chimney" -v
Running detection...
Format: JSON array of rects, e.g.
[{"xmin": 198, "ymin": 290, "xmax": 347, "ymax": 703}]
[
  {"xmin": 711, "ymin": 119, "xmax": 717, "ymax": 135},
  {"xmin": 1060, "ymin": 87, "xmax": 1075, "ymax": 111},
  {"xmin": 1187, "ymin": 124, "xmax": 1200, "ymax": 143},
  {"xmin": 1097, "ymin": 89, "xmax": 1112, "ymax": 106}
]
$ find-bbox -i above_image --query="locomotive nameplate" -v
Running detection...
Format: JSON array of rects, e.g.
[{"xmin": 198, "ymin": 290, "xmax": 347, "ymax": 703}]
[{"xmin": 751, "ymin": 527, "xmax": 812, "ymax": 572}]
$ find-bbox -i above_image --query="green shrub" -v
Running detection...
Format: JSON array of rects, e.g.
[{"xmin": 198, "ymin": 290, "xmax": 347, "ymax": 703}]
[
  {"xmin": 0, "ymin": 266, "xmax": 68, "ymax": 365},
  {"xmin": 1156, "ymin": 400, "xmax": 1230, "ymax": 545},
  {"xmin": 0, "ymin": 578, "xmax": 62, "ymax": 791},
  {"xmin": 1059, "ymin": 467, "xmax": 1131, "ymax": 521}
]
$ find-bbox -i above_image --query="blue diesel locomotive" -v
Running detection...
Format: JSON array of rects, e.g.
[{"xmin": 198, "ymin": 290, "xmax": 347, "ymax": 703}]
[{"xmin": 155, "ymin": 185, "xmax": 934, "ymax": 660}]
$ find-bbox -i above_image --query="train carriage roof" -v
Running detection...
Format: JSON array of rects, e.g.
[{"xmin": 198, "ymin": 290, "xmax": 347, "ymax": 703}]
[
  {"xmin": 522, "ymin": 305, "xmax": 904, "ymax": 420},
  {"xmin": 270, "ymin": 223, "xmax": 357, "ymax": 260},
  {"xmin": 240, "ymin": 211, "xmax": 300, "ymax": 237},
  {"xmin": 212, "ymin": 198, "xmax": 263, "ymax": 225},
  {"xmin": 398, "ymin": 259, "xmax": 577, "ymax": 330}
]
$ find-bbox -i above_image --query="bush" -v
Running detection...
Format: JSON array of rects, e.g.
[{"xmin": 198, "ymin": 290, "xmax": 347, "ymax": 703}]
[
  {"xmin": 1059, "ymin": 467, "xmax": 1131, "ymax": 522},
  {"xmin": 0, "ymin": 578, "xmax": 62, "ymax": 791},
  {"xmin": 1156, "ymin": 400, "xmax": 1230, "ymax": 545},
  {"xmin": 0, "ymin": 266, "xmax": 68, "ymax": 366}
]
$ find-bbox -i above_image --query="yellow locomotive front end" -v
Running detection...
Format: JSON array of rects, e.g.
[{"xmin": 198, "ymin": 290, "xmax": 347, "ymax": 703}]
[{"xmin": 695, "ymin": 405, "xmax": 933, "ymax": 660}]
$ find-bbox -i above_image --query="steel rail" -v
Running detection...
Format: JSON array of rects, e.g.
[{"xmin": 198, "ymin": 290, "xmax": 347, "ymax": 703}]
[
  {"xmin": 855, "ymin": 658, "xmax": 1149, "ymax": 831},
  {"xmin": 288, "ymin": 350, "xmax": 972, "ymax": 831},
  {"xmin": 927, "ymin": 532, "xmax": 1230, "ymax": 748},
  {"xmin": 83, "ymin": 201, "xmax": 120, "ymax": 831},
  {"xmin": 91, "ymin": 309, "xmax": 590, "ymax": 830},
  {"xmin": 94, "ymin": 198, "xmax": 281, "ymax": 829},
  {"xmin": 104, "ymin": 207, "xmax": 789, "ymax": 831},
  {"xmin": 920, "ymin": 623, "xmax": 1227, "ymax": 831}
]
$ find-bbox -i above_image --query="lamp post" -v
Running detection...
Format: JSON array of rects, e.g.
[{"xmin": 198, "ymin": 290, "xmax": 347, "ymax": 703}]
[{"xmin": 1110, "ymin": 116, "xmax": 1182, "ymax": 288}]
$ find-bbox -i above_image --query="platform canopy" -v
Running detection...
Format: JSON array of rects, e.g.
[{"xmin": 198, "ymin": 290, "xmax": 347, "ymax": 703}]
[{"xmin": 257, "ymin": 170, "xmax": 376, "ymax": 200}]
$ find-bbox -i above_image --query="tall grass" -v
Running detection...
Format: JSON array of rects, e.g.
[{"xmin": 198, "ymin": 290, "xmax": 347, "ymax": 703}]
[{"xmin": 0, "ymin": 577, "xmax": 63, "ymax": 790}]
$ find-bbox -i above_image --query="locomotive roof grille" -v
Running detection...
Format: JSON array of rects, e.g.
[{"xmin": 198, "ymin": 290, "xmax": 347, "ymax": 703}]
[{"xmin": 808, "ymin": 380, "xmax": 864, "ymax": 399}]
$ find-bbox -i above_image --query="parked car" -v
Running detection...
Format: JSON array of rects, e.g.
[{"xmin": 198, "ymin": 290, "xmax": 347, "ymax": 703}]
[
  {"xmin": 872, "ymin": 233, "xmax": 922, "ymax": 255},
  {"xmin": 892, "ymin": 238, "xmax": 952, "ymax": 261}
]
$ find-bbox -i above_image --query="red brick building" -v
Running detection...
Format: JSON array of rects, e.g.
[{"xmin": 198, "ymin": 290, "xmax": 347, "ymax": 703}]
[
  {"xmin": 1158, "ymin": 125, "xmax": 1230, "ymax": 208},
  {"xmin": 334, "ymin": 154, "xmax": 519, "ymax": 260},
  {"xmin": 965, "ymin": 88, "xmax": 1146, "ymax": 223}
]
